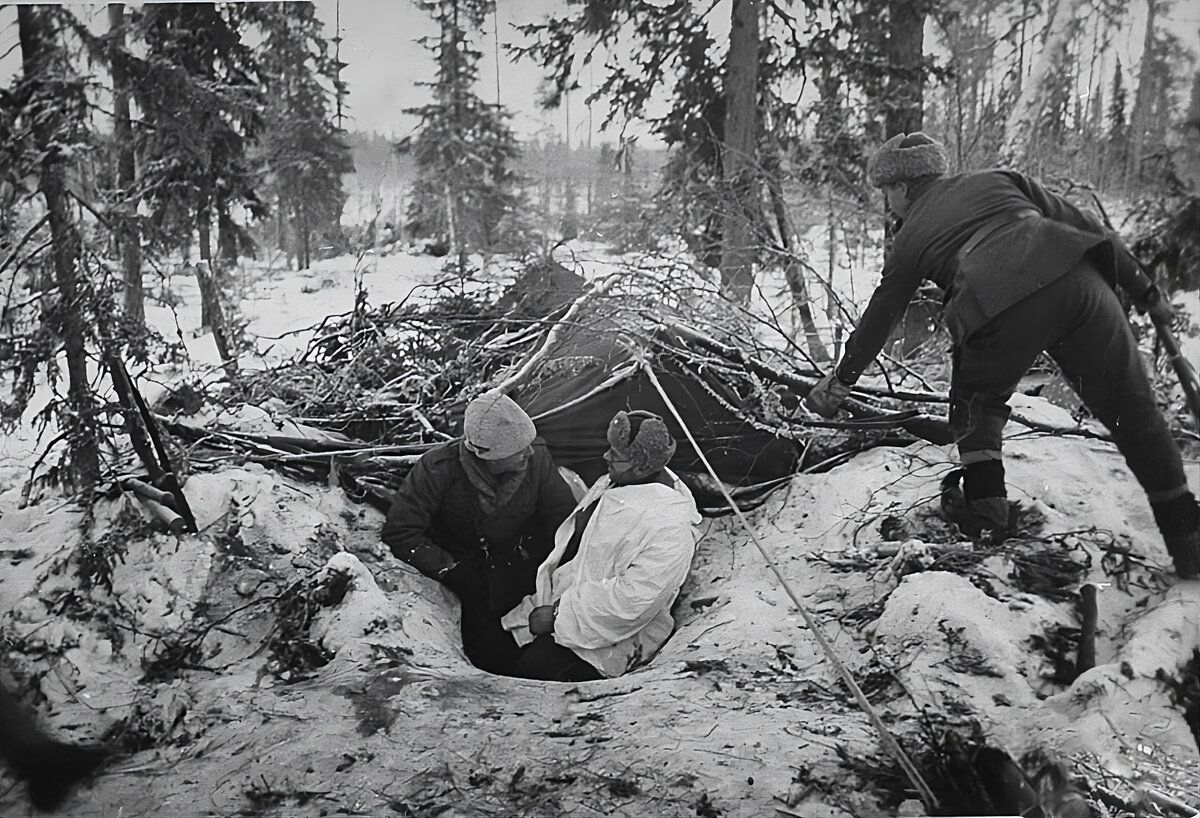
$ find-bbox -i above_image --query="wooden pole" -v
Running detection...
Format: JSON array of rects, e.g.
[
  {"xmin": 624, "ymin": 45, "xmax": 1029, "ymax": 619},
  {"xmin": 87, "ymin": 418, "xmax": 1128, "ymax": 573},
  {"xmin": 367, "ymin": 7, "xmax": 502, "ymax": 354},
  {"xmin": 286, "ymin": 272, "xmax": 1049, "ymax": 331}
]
[{"xmin": 640, "ymin": 357, "xmax": 940, "ymax": 813}]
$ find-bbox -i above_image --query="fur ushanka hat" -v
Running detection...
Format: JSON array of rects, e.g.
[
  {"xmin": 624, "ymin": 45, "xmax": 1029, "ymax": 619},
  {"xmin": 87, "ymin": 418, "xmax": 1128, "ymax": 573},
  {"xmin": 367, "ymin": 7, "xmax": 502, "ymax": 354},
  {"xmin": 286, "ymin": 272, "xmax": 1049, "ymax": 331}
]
[
  {"xmin": 606, "ymin": 410, "xmax": 676, "ymax": 474},
  {"xmin": 866, "ymin": 132, "xmax": 949, "ymax": 188}
]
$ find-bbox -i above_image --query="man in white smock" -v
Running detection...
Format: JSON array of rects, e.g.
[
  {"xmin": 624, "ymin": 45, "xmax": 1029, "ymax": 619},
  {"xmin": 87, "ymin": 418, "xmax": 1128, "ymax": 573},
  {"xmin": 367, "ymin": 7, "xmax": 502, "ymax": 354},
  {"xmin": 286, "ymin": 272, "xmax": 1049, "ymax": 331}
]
[{"xmin": 501, "ymin": 410, "xmax": 701, "ymax": 681}]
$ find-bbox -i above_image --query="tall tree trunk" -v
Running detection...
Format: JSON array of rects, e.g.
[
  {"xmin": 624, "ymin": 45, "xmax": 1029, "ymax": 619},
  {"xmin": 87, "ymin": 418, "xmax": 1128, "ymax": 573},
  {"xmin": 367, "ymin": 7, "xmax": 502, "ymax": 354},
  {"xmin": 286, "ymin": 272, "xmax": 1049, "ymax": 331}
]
[
  {"xmin": 108, "ymin": 3, "xmax": 144, "ymax": 337},
  {"xmin": 1180, "ymin": 65, "xmax": 1200, "ymax": 190},
  {"xmin": 999, "ymin": 0, "xmax": 1087, "ymax": 168},
  {"xmin": 194, "ymin": 189, "xmax": 238, "ymax": 375},
  {"xmin": 294, "ymin": 199, "xmax": 304, "ymax": 268},
  {"xmin": 763, "ymin": 150, "xmax": 829, "ymax": 363},
  {"xmin": 720, "ymin": 0, "xmax": 760, "ymax": 303},
  {"xmin": 1125, "ymin": 0, "xmax": 1158, "ymax": 190},
  {"xmin": 197, "ymin": 198, "xmax": 214, "ymax": 328},
  {"xmin": 18, "ymin": 5, "xmax": 100, "ymax": 490},
  {"xmin": 884, "ymin": 0, "xmax": 927, "ymax": 138},
  {"xmin": 217, "ymin": 198, "xmax": 239, "ymax": 269}
]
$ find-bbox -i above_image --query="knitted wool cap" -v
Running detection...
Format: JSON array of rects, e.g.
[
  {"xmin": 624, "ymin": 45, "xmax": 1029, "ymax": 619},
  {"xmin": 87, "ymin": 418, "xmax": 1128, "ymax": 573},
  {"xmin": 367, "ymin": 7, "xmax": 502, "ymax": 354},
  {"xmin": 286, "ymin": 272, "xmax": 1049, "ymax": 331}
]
[
  {"xmin": 866, "ymin": 132, "xmax": 949, "ymax": 188},
  {"xmin": 607, "ymin": 410, "xmax": 677, "ymax": 474},
  {"xmin": 463, "ymin": 389, "xmax": 537, "ymax": 460}
]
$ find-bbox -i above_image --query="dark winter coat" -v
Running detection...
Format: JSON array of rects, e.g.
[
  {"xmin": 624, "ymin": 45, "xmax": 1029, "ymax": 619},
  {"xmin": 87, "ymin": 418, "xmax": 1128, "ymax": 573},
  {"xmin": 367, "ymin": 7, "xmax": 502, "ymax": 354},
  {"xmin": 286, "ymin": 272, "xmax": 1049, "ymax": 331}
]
[
  {"xmin": 381, "ymin": 438, "xmax": 577, "ymax": 611},
  {"xmin": 835, "ymin": 170, "xmax": 1155, "ymax": 383}
]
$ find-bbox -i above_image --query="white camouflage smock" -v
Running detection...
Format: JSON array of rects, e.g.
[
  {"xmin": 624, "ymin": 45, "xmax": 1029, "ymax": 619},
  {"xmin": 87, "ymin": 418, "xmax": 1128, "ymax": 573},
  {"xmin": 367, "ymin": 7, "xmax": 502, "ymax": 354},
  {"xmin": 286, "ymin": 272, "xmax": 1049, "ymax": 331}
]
[{"xmin": 501, "ymin": 471, "xmax": 700, "ymax": 677}]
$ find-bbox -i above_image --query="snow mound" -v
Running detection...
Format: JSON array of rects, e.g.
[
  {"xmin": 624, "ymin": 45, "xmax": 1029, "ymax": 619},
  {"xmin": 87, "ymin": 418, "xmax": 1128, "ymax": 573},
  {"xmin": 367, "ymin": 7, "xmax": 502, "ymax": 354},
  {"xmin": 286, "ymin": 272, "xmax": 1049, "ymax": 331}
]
[{"xmin": 0, "ymin": 430, "xmax": 1197, "ymax": 817}]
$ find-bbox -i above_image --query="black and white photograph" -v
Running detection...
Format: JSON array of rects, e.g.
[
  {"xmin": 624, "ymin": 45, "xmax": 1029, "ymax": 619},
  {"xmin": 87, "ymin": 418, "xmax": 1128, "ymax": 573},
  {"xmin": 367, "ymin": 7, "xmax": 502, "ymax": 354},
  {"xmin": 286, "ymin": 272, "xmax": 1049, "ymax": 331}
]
[{"xmin": 0, "ymin": 0, "xmax": 1197, "ymax": 815}]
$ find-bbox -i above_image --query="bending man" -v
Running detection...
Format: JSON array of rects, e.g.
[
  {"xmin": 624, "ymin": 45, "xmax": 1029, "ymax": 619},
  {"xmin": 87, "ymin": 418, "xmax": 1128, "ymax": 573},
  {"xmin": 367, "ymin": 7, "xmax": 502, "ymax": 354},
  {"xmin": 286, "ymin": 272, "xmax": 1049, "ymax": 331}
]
[
  {"xmin": 805, "ymin": 132, "xmax": 1198, "ymax": 579},
  {"xmin": 382, "ymin": 390, "xmax": 577, "ymax": 674},
  {"xmin": 502, "ymin": 410, "xmax": 701, "ymax": 681}
]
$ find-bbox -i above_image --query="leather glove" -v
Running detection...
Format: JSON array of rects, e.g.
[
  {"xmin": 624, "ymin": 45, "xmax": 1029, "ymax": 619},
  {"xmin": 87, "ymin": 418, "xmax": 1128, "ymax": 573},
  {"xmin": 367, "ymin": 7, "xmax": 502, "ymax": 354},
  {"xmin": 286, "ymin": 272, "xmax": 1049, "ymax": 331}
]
[
  {"xmin": 805, "ymin": 370, "xmax": 853, "ymax": 418},
  {"xmin": 1135, "ymin": 284, "xmax": 1174, "ymax": 325}
]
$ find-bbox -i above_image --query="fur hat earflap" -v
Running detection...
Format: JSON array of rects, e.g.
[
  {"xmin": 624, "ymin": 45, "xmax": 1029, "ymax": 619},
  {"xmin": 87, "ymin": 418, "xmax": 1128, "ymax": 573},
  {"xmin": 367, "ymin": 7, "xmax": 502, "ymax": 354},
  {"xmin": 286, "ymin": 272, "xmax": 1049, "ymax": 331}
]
[
  {"xmin": 607, "ymin": 410, "xmax": 676, "ymax": 474},
  {"xmin": 463, "ymin": 389, "xmax": 536, "ymax": 460},
  {"xmin": 867, "ymin": 132, "xmax": 949, "ymax": 188}
]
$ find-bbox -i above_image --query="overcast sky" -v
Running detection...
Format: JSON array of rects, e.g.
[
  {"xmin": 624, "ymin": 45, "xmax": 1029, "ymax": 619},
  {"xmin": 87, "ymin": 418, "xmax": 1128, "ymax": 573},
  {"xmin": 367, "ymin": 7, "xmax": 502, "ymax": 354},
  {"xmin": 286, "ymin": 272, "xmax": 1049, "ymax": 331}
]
[{"xmin": 309, "ymin": 0, "xmax": 661, "ymax": 146}]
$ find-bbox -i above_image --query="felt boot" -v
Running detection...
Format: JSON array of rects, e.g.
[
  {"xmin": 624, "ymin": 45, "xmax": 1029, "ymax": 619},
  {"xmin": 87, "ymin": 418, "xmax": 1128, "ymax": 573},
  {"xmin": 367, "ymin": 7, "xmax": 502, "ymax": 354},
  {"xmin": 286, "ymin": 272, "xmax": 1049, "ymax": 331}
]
[
  {"xmin": 959, "ymin": 497, "xmax": 1010, "ymax": 536},
  {"xmin": 941, "ymin": 465, "xmax": 1010, "ymax": 537}
]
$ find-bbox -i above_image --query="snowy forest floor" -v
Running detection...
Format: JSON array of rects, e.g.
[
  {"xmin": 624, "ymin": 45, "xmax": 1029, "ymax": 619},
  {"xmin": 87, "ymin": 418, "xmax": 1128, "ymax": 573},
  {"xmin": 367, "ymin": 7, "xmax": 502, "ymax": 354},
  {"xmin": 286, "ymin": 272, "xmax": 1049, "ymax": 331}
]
[{"xmin": 0, "ymin": 244, "xmax": 1197, "ymax": 817}]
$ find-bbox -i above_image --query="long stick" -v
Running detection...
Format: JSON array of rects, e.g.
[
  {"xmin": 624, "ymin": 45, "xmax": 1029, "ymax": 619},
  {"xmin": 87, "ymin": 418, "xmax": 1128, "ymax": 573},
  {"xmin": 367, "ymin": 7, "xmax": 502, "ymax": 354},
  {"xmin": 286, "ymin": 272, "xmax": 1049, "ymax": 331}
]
[
  {"xmin": 1074, "ymin": 583, "xmax": 1098, "ymax": 678},
  {"xmin": 120, "ymin": 360, "xmax": 198, "ymax": 533},
  {"xmin": 1151, "ymin": 312, "xmax": 1200, "ymax": 427},
  {"xmin": 640, "ymin": 358, "xmax": 940, "ymax": 812}
]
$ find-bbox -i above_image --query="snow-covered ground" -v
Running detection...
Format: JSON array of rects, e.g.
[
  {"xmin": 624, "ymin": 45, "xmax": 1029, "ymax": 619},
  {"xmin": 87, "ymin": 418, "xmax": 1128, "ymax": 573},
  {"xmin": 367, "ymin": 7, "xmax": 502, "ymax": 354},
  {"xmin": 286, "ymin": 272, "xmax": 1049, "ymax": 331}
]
[{"xmin": 0, "ymin": 243, "xmax": 1197, "ymax": 817}]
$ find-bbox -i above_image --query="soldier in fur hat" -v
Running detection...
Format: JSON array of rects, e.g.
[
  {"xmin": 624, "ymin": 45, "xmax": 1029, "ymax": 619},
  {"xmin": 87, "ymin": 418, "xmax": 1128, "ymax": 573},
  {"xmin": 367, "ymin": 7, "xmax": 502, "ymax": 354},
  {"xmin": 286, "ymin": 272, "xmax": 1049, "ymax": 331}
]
[
  {"xmin": 805, "ymin": 132, "xmax": 1198, "ymax": 580},
  {"xmin": 501, "ymin": 410, "xmax": 701, "ymax": 681}
]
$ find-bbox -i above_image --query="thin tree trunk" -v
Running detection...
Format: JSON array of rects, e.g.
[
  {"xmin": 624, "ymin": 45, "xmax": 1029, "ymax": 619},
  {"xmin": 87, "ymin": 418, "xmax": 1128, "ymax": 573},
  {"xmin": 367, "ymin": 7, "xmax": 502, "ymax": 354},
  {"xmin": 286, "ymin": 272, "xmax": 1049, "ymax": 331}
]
[
  {"xmin": 19, "ymin": 5, "xmax": 100, "ymax": 490},
  {"xmin": 763, "ymin": 153, "xmax": 829, "ymax": 363},
  {"xmin": 720, "ymin": 0, "xmax": 760, "ymax": 303},
  {"xmin": 108, "ymin": 3, "xmax": 144, "ymax": 336},
  {"xmin": 299, "ymin": 200, "xmax": 310, "ymax": 270},
  {"xmin": 194, "ymin": 192, "xmax": 237, "ymax": 375},
  {"xmin": 217, "ymin": 199, "xmax": 238, "ymax": 269},
  {"xmin": 197, "ymin": 201, "xmax": 214, "ymax": 328},
  {"xmin": 1126, "ymin": 0, "xmax": 1158, "ymax": 190}
]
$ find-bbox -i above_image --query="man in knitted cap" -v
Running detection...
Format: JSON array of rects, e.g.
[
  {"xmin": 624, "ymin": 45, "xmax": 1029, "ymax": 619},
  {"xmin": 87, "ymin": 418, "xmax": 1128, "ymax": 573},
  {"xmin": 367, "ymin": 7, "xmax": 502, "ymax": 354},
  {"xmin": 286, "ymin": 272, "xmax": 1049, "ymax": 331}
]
[
  {"xmin": 382, "ymin": 389, "xmax": 577, "ymax": 674},
  {"xmin": 501, "ymin": 410, "xmax": 702, "ymax": 681},
  {"xmin": 805, "ymin": 132, "xmax": 1198, "ymax": 580}
]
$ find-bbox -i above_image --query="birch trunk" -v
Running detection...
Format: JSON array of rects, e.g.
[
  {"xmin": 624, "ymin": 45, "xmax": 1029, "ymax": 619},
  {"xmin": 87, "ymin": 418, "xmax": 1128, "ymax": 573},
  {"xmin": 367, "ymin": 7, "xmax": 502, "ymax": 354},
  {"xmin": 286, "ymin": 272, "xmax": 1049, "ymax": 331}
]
[
  {"xmin": 998, "ymin": 0, "xmax": 1087, "ymax": 168},
  {"xmin": 1125, "ymin": 0, "xmax": 1158, "ymax": 189},
  {"xmin": 108, "ymin": 3, "xmax": 144, "ymax": 334}
]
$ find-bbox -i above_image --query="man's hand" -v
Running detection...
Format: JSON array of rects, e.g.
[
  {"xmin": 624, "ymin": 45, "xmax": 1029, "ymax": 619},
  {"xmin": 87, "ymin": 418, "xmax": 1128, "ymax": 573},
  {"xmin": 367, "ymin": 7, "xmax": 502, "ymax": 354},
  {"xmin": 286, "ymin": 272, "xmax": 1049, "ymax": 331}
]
[
  {"xmin": 1136, "ymin": 284, "xmax": 1175, "ymax": 325},
  {"xmin": 438, "ymin": 559, "xmax": 488, "ymax": 600},
  {"xmin": 528, "ymin": 605, "xmax": 556, "ymax": 635},
  {"xmin": 805, "ymin": 371, "xmax": 853, "ymax": 418}
]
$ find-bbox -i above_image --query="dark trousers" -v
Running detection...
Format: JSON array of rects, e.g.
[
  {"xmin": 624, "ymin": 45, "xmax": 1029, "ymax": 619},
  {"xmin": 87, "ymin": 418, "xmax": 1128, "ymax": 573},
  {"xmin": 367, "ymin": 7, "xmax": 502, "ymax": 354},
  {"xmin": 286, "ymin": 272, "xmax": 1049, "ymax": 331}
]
[
  {"xmin": 458, "ymin": 595, "xmax": 523, "ymax": 676},
  {"xmin": 0, "ymin": 681, "xmax": 43, "ymax": 766},
  {"xmin": 951, "ymin": 259, "xmax": 1187, "ymax": 501},
  {"xmin": 515, "ymin": 634, "xmax": 603, "ymax": 682}
]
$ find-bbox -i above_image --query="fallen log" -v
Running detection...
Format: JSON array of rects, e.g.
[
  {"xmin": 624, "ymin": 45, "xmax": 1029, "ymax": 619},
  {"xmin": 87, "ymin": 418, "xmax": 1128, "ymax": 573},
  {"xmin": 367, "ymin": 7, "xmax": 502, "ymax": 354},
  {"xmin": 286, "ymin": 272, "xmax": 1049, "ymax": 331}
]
[
  {"xmin": 132, "ymin": 493, "xmax": 187, "ymax": 534},
  {"xmin": 121, "ymin": 478, "xmax": 178, "ymax": 511}
]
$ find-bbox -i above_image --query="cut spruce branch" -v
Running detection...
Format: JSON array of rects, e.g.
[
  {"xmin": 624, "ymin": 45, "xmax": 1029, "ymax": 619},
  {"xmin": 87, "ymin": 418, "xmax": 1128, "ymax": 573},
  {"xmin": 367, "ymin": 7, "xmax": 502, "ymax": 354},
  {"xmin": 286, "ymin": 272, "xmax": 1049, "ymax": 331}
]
[
  {"xmin": 495, "ymin": 272, "xmax": 620, "ymax": 395},
  {"xmin": 660, "ymin": 320, "xmax": 954, "ymax": 445}
]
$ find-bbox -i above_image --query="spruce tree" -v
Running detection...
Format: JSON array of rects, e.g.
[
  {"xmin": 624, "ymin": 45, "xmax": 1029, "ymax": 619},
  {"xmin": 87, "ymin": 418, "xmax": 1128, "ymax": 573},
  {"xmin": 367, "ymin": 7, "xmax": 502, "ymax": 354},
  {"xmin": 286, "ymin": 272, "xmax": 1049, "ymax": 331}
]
[
  {"xmin": 14, "ymin": 5, "xmax": 100, "ymax": 488},
  {"xmin": 399, "ymin": 0, "xmax": 522, "ymax": 262},
  {"xmin": 252, "ymin": 2, "xmax": 354, "ymax": 270}
]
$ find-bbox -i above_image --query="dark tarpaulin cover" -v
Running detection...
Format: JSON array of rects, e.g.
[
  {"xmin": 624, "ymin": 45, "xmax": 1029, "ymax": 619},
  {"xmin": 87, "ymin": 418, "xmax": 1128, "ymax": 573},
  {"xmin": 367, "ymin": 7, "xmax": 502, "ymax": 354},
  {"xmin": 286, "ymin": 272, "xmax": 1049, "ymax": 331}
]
[{"xmin": 513, "ymin": 328, "xmax": 799, "ymax": 487}]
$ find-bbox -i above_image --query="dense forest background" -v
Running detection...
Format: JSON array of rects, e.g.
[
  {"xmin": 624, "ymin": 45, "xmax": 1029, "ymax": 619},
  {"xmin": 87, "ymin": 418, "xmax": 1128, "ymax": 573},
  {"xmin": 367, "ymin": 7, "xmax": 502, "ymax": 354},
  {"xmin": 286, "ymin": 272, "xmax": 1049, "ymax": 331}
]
[{"xmin": 0, "ymin": 0, "xmax": 1197, "ymax": 494}]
